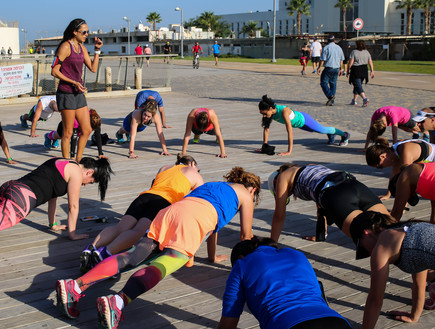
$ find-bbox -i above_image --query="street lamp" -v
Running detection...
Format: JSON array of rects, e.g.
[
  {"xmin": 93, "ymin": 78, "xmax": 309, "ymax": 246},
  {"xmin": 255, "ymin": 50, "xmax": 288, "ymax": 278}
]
[
  {"xmin": 21, "ymin": 28, "xmax": 28, "ymax": 53},
  {"xmin": 123, "ymin": 16, "xmax": 131, "ymax": 55},
  {"xmin": 271, "ymin": 0, "xmax": 276, "ymax": 63},
  {"xmin": 266, "ymin": 21, "xmax": 271, "ymax": 37},
  {"xmin": 175, "ymin": 7, "xmax": 184, "ymax": 58}
]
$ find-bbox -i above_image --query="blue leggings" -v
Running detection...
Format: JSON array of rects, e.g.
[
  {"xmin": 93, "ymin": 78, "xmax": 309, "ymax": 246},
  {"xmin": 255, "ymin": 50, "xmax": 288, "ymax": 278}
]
[{"xmin": 300, "ymin": 112, "xmax": 344, "ymax": 137}]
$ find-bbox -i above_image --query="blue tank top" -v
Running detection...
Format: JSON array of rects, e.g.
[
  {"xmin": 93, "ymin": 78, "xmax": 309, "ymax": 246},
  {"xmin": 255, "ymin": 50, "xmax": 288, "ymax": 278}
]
[{"xmin": 187, "ymin": 182, "xmax": 239, "ymax": 232}]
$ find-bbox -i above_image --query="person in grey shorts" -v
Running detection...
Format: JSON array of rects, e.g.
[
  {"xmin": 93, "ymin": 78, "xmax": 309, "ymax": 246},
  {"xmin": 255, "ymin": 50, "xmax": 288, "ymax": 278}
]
[{"xmin": 347, "ymin": 40, "xmax": 375, "ymax": 107}]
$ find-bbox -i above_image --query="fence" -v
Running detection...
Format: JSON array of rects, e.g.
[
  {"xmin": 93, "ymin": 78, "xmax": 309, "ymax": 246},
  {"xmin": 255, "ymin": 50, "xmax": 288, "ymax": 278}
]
[{"xmin": 0, "ymin": 54, "xmax": 177, "ymax": 98}]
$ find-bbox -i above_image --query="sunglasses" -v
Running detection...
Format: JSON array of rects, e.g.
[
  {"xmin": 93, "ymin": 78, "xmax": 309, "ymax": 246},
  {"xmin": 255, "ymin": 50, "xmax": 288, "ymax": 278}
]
[{"xmin": 78, "ymin": 30, "xmax": 89, "ymax": 35}]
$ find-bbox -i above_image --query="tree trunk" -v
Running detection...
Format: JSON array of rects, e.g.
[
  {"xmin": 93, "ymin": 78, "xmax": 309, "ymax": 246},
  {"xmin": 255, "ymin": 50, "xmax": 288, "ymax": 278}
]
[
  {"xmin": 297, "ymin": 12, "xmax": 301, "ymax": 35},
  {"xmin": 425, "ymin": 5, "xmax": 430, "ymax": 34},
  {"xmin": 406, "ymin": 4, "xmax": 412, "ymax": 35},
  {"xmin": 343, "ymin": 8, "xmax": 347, "ymax": 32},
  {"xmin": 153, "ymin": 22, "xmax": 156, "ymax": 31}
]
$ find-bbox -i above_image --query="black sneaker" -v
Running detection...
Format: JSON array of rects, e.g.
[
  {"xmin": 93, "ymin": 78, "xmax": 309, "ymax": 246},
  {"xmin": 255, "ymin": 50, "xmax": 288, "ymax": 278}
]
[
  {"xmin": 327, "ymin": 134, "xmax": 335, "ymax": 144},
  {"xmin": 80, "ymin": 244, "xmax": 94, "ymax": 273},
  {"xmin": 339, "ymin": 132, "xmax": 350, "ymax": 146},
  {"xmin": 325, "ymin": 96, "xmax": 335, "ymax": 106}
]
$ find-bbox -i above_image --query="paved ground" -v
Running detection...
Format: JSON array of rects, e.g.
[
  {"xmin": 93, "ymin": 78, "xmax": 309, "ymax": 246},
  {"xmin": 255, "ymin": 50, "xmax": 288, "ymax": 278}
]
[{"xmin": 0, "ymin": 60, "xmax": 434, "ymax": 329}]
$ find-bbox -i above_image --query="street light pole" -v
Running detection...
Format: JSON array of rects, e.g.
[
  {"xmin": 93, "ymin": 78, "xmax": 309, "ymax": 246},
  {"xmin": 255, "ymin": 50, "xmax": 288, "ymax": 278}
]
[
  {"xmin": 271, "ymin": 0, "xmax": 276, "ymax": 62},
  {"xmin": 21, "ymin": 28, "xmax": 27, "ymax": 53},
  {"xmin": 123, "ymin": 16, "xmax": 131, "ymax": 55},
  {"xmin": 175, "ymin": 7, "xmax": 184, "ymax": 58}
]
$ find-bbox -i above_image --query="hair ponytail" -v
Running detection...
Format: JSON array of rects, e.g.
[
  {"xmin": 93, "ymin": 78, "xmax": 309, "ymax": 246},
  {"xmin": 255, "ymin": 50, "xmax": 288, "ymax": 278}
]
[{"xmin": 80, "ymin": 157, "xmax": 114, "ymax": 201}]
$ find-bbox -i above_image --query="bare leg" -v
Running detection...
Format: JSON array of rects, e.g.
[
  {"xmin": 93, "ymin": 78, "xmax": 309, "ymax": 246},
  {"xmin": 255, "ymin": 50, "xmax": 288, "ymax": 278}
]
[
  {"xmin": 75, "ymin": 107, "xmax": 92, "ymax": 162},
  {"xmin": 61, "ymin": 110, "xmax": 76, "ymax": 158},
  {"xmin": 93, "ymin": 215, "xmax": 138, "ymax": 248}
]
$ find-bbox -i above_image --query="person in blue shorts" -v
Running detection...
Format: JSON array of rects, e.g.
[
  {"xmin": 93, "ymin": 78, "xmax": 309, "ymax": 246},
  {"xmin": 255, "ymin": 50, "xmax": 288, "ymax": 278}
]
[
  {"xmin": 134, "ymin": 90, "xmax": 171, "ymax": 128},
  {"xmin": 258, "ymin": 95, "xmax": 350, "ymax": 156},
  {"xmin": 115, "ymin": 100, "xmax": 170, "ymax": 159},
  {"xmin": 212, "ymin": 40, "xmax": 221, "ymax": 66},
  {"xmin": 218, "ymin": 237, "xmax": 351, "ymax": 329}
]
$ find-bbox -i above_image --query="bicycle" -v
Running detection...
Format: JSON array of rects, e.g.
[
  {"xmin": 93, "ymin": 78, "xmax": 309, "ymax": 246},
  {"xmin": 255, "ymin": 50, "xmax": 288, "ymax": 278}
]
[{"xmin": 192, "ymin": 53, "xmax": 200, "ymax": 69}]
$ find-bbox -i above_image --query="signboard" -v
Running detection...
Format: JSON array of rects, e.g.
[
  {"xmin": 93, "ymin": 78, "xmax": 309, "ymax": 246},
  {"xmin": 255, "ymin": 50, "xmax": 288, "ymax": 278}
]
[
  {"xmin": 0, "ymin": 63, "xmax": 33, "ymax": 98},
  {"xmin": 353, "ymin": 18, "xmax": 364, "ymax": 30}
]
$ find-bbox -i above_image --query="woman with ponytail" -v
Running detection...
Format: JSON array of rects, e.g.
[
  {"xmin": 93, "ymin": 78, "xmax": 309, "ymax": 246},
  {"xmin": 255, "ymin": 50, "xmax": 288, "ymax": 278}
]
[
  {"xmin": 51, "ymin": 18, "xmax": 103, "ymax": 161},
  {"xmin": 365, "ymin": 137, "xmax": 435, "ymax": 199},
  {"xmin": 258, "ymin": 95, "xmax": 350, "ymax": 156},
  {"xmin": 0, "ymin": 157, "xmax": 113, "ymax": 240},
  {"xmin": 55, "ymin": 167, "xmax": 260, "ymax": 326}
]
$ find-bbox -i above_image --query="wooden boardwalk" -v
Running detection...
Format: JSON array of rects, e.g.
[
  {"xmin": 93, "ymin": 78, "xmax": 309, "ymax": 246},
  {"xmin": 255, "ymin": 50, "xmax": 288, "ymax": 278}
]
[{"xmin": 0, "ymin": 62, "xmax": 434, "ymax": 328}]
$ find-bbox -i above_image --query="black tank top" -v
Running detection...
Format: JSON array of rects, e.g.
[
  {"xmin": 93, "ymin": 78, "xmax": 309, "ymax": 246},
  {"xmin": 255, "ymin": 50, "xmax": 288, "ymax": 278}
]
[{"xmin": 17, "ymin": 158, "xmax": 77, "ymax": 207}]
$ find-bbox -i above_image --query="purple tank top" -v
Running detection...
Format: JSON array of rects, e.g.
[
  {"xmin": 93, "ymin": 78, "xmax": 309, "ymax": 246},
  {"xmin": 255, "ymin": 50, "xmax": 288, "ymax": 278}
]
[{"xmin": 58, "ymin": 41, "xmax": 84, "ymax": 94}]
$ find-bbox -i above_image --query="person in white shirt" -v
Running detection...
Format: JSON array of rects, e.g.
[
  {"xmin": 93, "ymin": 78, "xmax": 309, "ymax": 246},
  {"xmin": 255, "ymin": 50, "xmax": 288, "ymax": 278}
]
[
  {"xmin": 20, "ymin": 96, "xmax": 58, "ymax": 137},
  {"xmin": 310, "ymin": 37, "xmax": 322, "ymax": 73}
]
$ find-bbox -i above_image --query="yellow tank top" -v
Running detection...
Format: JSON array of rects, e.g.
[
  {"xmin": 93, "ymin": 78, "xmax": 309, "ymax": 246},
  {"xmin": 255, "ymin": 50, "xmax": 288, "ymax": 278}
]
[{"xmin": 141, "ymin": 165, "xmax": 191, "ymax": 204}]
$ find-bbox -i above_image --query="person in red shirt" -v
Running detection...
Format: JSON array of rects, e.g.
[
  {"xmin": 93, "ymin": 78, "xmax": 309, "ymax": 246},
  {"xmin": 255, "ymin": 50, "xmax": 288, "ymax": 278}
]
[
  {"xmin": 134, "ymin": 44, "xmax": 143, "ymax": 65},
  {"xmin": 192, "ymin": 42, "xmax": 203, "ymax": 68}
]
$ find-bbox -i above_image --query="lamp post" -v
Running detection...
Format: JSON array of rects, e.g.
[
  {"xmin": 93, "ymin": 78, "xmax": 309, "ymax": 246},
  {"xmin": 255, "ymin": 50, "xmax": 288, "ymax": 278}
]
[
  {"xmin": 266, "ymin": 21, "xmax": 271, "ymax": 37},
  {"xmin": 175, "ymin": 7, "xmax": 184, "ymax": 58},
  {"xmin": 271, "ymin": 0, "xmax": 276, "ymax": 62},
  {"xmin": 123, "ymin": 16, "xmax": 131, "ymax": 55},
  {"xmin": 21, "ymin": 28, "xmax": 28, "ymax": 53}
]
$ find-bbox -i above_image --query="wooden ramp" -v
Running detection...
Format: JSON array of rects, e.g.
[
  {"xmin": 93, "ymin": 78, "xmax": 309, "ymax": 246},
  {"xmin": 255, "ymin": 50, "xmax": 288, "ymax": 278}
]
[{"xmin": 0, "ymin": 64, "xmax": 434, "ymax": 329}]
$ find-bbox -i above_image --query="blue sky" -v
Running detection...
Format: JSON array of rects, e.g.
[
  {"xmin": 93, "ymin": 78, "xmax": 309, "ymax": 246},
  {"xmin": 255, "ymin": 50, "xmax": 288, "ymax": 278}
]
[{"xmin": 2, "ymin": 0, "xmax": 273, "ymax": 47}]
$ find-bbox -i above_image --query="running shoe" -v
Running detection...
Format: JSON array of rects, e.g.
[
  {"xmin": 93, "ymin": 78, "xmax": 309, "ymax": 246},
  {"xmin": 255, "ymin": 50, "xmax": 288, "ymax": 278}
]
[
  {"xmin": 327, "ymin": 134, "xmax": 335, "ymax": 145},
  {"xmin": 193, "ymin": 134, "xmax": 200, "ymax": 144},
  {"xmin": 325, "ymin": 96, "xmax": 335, "ymax": 106},
  {"xmin": 20, "ymin": 115, "xmax": 28, "ymax": 128},
  {"xmin": 312, "ymin": 70, "xmax": 316, "ymax": 73},
  {"xmin": 44, "ymin": 133, "xmax": 52, "ymax": 149},
  {"xmin": 425, "ymin": 282, "xmax": 435, "ymax": 310},
  {"xmin": 362, "ymin": 98, "xmax": 370, "ymax": 107},
  {"xmin": 96, "ymin": 295, "xmax": 123, "ymax": 329},
  {"xmin": 55, "ymin": 279, "xmax": 82, "ymax": 319},
  {"xmin": 339, "ymin": 132, "xmax": 350, "ymax": 146},
  {"xmin": 80, "ymin": 244, "xmax": 94, "ymax": 273},
  {"xmin": 115, "ymin": 131, "xmax": 124, "ymax": 143},
  {"xmin": 52, "ymin": 139, "xmax": 60, "ymax": 148},
  {"xmin": 350, "ymin": 99, "xmax": 357, "ymax": 106},
  {"xmin": 92, "ymin": 247, "xmax": 110, "ymax": 267}
]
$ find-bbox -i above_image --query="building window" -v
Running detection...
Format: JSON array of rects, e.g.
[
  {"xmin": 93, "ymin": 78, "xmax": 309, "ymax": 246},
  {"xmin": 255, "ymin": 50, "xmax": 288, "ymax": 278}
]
[
  {"xmin": 292, "ymin": 19, "xmax": 296, "ymax": 34},
  {"xmin": 401, "ymin": 13, "xmax": 405, "ymax": 35},
  {"xmin": 279, "ymin": 20, "xmax": 282, "ymax": 35},
  {"xmin": 122, "ymin": 46, "xmax": 126, "ymax": 53},
  {"xmin": 286, "ymin": 20, "xmax": 289, "ymax": 35},
  {"xmin": 306, "ymin": 19, "xmax": 309, "ymax": 33},
  {"xmin": 420, "ymin": 12, "xmax": 424, "ymax": 34}
]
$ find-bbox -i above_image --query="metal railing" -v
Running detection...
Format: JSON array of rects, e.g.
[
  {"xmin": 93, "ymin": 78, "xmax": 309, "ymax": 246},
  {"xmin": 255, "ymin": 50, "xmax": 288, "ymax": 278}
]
[{"xmin": 0, "ymin": 54, "xmax": 177, "ymax": 98}]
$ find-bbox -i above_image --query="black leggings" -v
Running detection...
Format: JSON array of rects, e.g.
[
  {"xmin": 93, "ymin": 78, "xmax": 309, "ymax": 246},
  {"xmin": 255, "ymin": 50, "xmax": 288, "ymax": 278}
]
[
  {"xmin": 124, "ymin": 193, "xmax": 171, "ymax": 221},
  {"xmin": 292, "ymin": 317, "xmax": 351, "ymax": 329}
]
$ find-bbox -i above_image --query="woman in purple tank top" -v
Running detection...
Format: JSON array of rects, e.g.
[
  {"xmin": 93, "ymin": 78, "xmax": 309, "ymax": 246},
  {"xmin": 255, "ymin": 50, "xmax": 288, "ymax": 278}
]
[{"xmin": 51, "ymin": 18, "xmax": 103, "ymax": 162}]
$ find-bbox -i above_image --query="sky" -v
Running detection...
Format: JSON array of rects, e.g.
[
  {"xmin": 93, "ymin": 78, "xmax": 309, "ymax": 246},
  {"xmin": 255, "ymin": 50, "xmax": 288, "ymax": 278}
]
[{"xmin": 2, "ymin": 0, "xmax": 274, "ymax": 48}]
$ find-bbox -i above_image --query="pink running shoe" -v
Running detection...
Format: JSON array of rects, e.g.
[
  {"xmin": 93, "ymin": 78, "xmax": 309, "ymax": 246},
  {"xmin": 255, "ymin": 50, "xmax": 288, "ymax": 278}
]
[
  {"xmin": 55, "ymin": 279, "xmax": 82, "ymax": 319},
  {"xmin": 96, "ymin": 295, "xmax": 123, "ymax": 329}
]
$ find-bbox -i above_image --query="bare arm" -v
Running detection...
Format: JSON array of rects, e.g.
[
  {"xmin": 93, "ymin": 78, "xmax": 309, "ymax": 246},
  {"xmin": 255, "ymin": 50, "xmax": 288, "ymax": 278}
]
[
  {"xmin": 210, "ymin": 111, "xmax": 226, "ymax": 158},
  {"xmin": 206, "ymin": 232, "xmax": 227, "ymax": 263},
  {"xmin": 347, "ymin": 58, "xmax": 354, "ymax": 75},
  {"xmin": 128, "ymin": 112, "xmax": 140, "ymax": 158},
  {"xmin": 278, "ymin": 107, "xmax": 294, "ymax": 156},
  {"xmin": 153, "ymin": 113, "xmax": 170, "ymax": 155},
  {"xmin": 48, "ymin": 198, "xmax": 67, "ymax": 231},
  {"xmin": 30, "ymin": 101, "xmax": 43, "ymax": 137},
  {"xmin": 391, "ymin": 124, "xmax": 399, "ymax": 144},
  {"xmin": 0, "ymin": 130, "xmax": 18, "ymax": 164},
  {"xmin": 368, "ymin": 59, "xmax": 375, "ymax": 79},
  {"xmin": 217, "ymin": 317, "xmax": 239, "ymax": 329},
  {"xmin": 263, "ymin": 127, "xmax": 270, "ymax": 144},
  {"xmin": 236, "ymin": 186, "xmax": 254, "ymax": 241},
  {"xmin": 159, "ymin": 106, "xmax": 172, "ymax": 128},
  {"xmin": 270, "ymin": 171, "xmax": 292, "ymax": 242},
  {"xmin": 83, "ymin": 37, "xmax": 103, "ymax": 73},
  {"xmin": 181, "ymin": 113, "xmax": 194, "ymax": 155}
]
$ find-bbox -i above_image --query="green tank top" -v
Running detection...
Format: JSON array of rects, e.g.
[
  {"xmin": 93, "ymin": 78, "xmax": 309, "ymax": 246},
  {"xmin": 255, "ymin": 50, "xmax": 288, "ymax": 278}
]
[{"xmin": 271, "ymin": 105, "xmax": 305, "ymax": 128}]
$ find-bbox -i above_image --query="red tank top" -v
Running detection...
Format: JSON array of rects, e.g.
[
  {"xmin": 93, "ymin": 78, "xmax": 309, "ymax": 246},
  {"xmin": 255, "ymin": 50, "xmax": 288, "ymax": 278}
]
[
  {"xmin": 58, "ymin": 41, "xmax": 84, "ymax": 94},
  {"xmin": 193, "ymin": 108, "xmax": 214, "ymax": 132}
]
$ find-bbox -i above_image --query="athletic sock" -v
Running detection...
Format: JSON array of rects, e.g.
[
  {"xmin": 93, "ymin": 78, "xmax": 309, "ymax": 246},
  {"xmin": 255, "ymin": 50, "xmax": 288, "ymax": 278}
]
[
  {"xmin": 48, "ymin": 131, "xmax": 56, "ymax": 140},
  {"xmin": 115, "ymin": 294, "xmax": 125, "ymax": 310}
]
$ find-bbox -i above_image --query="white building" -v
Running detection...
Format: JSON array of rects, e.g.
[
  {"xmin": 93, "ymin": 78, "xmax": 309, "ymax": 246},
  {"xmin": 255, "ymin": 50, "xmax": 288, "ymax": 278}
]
[
  {"xmin": 0, "ymin": 19, "xmax": 20, "ymax": 55},
  {"xmin": 221, "ymin": 0, "xmax": 434, "ymax": 37}
]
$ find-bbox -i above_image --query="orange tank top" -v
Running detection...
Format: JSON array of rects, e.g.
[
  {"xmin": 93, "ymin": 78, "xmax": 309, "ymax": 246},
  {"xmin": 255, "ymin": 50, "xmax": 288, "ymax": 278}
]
[{"xmin": 141, "ymin": 165, "xmax": 191, "ymax": 204}]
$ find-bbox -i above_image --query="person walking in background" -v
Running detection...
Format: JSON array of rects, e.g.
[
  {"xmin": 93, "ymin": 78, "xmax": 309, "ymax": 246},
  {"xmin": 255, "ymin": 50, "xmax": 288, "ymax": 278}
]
[
  {"xmin": 163, "ymin": 41, "xmax": 171, "ymax": 63},
  {"xmin": 0, "ymin": 122, "xmax": 18, "ymax": 165},
  {"xmin": 218, "ymin": 237, "xmax": 351, "ymax": 329},
  {"xmin": 143, "ymin": 44, "xmax": 152, "ymax": 67},
  {"xmin": 212, "ymin": 40, "xmax": 221, "ymax": 66},
  {"xmin": 337, "ymin": 37, "xmax": 350, "ymax": 76},
  {"xmin": 51, "ymin": 18, "xmax": 103, "ymax": 162},
  {"xmin": 318, "ymin": 35, "xmax": 344, "ymax": 106},
  {"xmin": 134, "ymin": 44, "xmax": 142, "ymax": 65},
  {"xmin": 310, "ymin": 36, "xmax": 322, "ymax": 73},
  {"xmin": 348, "ymin": 40, "xmax": 375, "ymax": 107},
  {"xmin": 0, "ymin": 47, "xmax": 6, "ymax": 57},
  {"xmin": 299, "ymin": 42, "xmax": 310, "ymax": 76},
  {"xmin": 20, "ymin": 95, "xmax": 58, "ymax": 137}
]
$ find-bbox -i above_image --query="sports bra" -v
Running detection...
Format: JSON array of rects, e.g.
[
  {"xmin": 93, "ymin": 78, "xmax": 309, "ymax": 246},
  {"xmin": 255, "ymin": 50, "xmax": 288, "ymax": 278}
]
[
  {"xmin": 193, "ymin": 108, "xmax": 214, "ymax": 132},
  {"xmin": 393, "ymin": 139, "xmax": 435, "ymax": 163}
]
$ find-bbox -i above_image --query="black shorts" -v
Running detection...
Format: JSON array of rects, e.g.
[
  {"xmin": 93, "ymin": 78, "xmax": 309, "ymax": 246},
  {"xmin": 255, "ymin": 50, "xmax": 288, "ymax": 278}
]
[
  {"xmin": 311, "ymin": 56, "xmax": 320, "ymax": 63},
  {"xmin": 292, "ymin": 316, "xmax": 350, "ymax": 329},
  {"xmin": 343, "ymin": 58, "xmax": 349, "ymax": 65},
  {"xmin": 124, "ymin": 193, "xmax": 171, "ymax": 221},
  {"xmin": 319, "ymin": 179, "xmax": 381, "ymax": 229},
  {"xmin": 192, "ymin": 127, "xmax": 216, "ymax": 136},
  {"xmin": 146, "ymin": 57, "xmax": 150, "ymax": 60},
  {"xmin": 214, "ymin": 53, "xmax": 219, "ymax": 58},
  {"xmin": 56, "ymin": 91, "xmax": 87, "ymax": 111},
  {"xmin": 27, "ymin": 106, "xmax": 45, "ymax": 122}
]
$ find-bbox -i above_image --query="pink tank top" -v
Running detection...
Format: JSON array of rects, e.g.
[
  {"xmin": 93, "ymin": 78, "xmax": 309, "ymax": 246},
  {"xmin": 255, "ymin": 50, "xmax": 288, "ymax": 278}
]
[
  {"xmin": 416, "ymin": 162, "xmax": 435, "ymax": 200},
  {"xmin": 58, "ymin": 41, "xmax": 84, "ymax": 94},
  {"xmin": 193, "ymin": 108, "xmax": 214, "ymax": 132}
]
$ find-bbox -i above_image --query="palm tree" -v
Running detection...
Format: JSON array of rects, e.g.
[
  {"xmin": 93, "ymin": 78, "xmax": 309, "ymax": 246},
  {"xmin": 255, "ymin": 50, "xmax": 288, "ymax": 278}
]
[
  {"xmin": 286, "ymin": 0, "xmax": 311, "ymax": 35},
  {"xmin": 395, "ymin": 0, "xmax": 417, "ymax": 35},
  {"xmin": 334, "ymin": 0, "xmax": 354, "ymax": 33},
  {"xmin": 146, "ymin": 12, "xmax": 162, "ymax": 31},
  {"xmin": 239, "ymin": 21, "xmax": 260, "ymax": 38},
  {"xmin": 193, "ymin": 11, "xmax": 230, "ymax": 38},
  {"xmin": 415, "ymin": 0, "xmax": 435, "ymax": 34}
]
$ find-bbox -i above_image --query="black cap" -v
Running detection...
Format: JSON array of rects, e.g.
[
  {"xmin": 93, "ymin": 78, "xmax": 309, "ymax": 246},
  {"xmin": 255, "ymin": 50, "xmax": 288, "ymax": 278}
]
[{"xmin": 328, "ymin": 35, "xmax": 335, "ymax": 41}]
